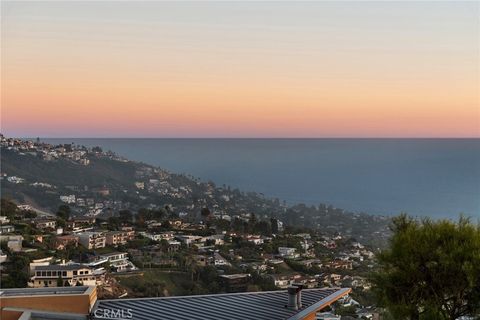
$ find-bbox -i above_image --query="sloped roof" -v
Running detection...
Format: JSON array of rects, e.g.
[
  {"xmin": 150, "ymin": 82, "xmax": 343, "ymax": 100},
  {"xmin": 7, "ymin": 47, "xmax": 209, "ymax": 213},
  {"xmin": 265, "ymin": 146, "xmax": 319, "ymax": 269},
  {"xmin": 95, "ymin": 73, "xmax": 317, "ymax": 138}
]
[{"xmin": 93, "ymin": 287, "xmax": 350, "ymax": 320}]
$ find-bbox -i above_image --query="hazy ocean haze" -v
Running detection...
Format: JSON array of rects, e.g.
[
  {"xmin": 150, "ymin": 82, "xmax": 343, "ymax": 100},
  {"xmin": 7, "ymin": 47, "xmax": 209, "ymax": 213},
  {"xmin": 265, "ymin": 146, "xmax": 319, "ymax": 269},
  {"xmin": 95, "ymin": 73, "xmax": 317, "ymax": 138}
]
[{"xmin": 41, "ymin": 138, "xmax": 480, "ymax": 220}]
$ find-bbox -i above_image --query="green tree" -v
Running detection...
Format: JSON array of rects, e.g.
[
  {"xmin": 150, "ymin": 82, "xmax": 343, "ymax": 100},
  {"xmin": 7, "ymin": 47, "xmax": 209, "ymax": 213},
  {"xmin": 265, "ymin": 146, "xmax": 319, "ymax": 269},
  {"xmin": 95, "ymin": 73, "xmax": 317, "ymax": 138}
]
[
  {"xmin": 118, "ymin": 210, "xmax": 133, "ymax": 223},
  {"xmin": 1, "ymin": 198, "xmax": 18, "ymax": 220},
  {"xmin": 57, "ymin": 205, "xmax": 71, "ymax": 220},
  {"xmin": 200, "ymin": 207, "xmax": 211, "ymax": 220},
  {"xmin": 57, "ymin": 275, "xmax": 64, "ymax": 287},
  {"xmin": 372, "ymin": 214, "xmax": 480, "ymax": 320}
]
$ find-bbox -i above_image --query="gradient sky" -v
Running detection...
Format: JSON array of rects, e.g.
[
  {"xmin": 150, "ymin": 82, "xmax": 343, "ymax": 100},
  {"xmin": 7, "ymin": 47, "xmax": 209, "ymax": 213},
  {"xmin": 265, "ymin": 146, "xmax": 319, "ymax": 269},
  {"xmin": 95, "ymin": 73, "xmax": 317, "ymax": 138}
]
[{"xmin": 2, "ymin": 1, "xmax": 479, "ymax": 138}]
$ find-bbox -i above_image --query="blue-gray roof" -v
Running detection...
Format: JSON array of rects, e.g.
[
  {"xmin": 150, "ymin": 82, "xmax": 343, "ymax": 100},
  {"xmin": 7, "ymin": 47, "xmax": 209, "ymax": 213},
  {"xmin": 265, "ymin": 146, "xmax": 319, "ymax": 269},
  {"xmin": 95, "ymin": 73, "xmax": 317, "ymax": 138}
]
[{"xmin": 93, "ymin": 288, "xmax": 350, "ymax": 320}]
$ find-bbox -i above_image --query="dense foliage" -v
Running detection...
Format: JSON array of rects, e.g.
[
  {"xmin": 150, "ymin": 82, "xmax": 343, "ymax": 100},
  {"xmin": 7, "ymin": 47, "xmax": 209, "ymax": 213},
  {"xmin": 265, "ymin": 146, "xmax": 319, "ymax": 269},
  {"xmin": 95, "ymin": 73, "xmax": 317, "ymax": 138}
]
[{"xmin": 372, "ymin": 214, "xmax": 480, "ymax": 319}]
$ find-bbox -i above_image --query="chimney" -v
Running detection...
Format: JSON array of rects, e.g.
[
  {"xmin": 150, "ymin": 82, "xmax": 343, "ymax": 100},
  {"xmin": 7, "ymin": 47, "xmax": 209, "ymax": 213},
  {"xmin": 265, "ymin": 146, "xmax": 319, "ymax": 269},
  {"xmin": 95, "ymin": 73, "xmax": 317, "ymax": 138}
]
[
  {"xmin": 292, "ymin": 283, "xmax": 304, "ymax": 308},
  {"xmin": 287, "ymin": 286, "xmax": 299, "ymax": 310}
]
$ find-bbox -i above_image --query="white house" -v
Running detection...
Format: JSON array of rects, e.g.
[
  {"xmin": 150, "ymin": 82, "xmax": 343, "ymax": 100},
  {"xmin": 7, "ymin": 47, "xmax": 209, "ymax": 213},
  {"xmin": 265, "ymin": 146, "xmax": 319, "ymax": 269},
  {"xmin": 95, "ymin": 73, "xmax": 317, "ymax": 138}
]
[
  {"xmin": 213, "ymin": 252, "xmax": 230, "ymax": 266},
  {"xmin": 278, "ymin": 247, "xmax": 297, "ymax": 257}
]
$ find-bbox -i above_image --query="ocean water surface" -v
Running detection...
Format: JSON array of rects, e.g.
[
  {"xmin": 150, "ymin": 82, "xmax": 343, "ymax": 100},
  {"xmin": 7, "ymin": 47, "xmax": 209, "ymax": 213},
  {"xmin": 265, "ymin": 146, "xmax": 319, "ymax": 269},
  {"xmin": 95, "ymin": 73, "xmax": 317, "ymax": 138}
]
[{"xmin": 43, "ymin": 138, "xmax": 480, "ymax": 219}]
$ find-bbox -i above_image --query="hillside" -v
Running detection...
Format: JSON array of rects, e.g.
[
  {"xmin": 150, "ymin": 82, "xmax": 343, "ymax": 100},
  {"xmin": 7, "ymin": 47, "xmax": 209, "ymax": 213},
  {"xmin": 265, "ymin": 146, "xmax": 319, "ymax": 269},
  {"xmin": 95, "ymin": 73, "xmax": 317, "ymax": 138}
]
[
  {"xmin": 1, "ymin": 142, "xmax": 391, "ymax": 245},
  {"xmin": 2, "ymin": 149, "xmax": 137, "ymax": 187}
]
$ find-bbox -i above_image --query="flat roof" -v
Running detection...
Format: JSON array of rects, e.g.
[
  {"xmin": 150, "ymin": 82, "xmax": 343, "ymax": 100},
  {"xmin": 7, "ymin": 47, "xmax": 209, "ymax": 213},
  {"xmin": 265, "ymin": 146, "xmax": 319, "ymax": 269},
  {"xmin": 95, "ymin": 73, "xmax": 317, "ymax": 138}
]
[
  {"xmin": 34, "ymin": 264, "xmax": 90, "ymax": 271},
  {"xmin": 99, "ymin": 252, "xmax": 127, "ymax": 257},
  {"xmin": 93, "ymin": 288, "xmax": 350, "ymax": 320},
  {"xmin": 0, "ymin": 286, "xmax": 92, "ymax": 297}
]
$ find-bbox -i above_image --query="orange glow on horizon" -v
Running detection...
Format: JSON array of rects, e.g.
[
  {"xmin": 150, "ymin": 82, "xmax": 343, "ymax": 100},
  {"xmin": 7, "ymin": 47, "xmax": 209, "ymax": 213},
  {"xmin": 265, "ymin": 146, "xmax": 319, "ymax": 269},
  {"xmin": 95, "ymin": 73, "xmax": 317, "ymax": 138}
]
[{"xmin": 2, "ymin": 1, "xmax": 479, "ymax": 137}]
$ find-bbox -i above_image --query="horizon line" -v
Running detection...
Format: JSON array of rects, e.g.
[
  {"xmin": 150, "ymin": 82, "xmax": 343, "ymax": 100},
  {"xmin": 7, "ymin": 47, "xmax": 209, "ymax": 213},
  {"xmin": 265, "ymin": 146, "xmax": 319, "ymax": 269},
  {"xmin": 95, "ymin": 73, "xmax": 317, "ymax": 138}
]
[{"xmin": 10, "ymin": 136, "xmax": 480, "ymax": 140}]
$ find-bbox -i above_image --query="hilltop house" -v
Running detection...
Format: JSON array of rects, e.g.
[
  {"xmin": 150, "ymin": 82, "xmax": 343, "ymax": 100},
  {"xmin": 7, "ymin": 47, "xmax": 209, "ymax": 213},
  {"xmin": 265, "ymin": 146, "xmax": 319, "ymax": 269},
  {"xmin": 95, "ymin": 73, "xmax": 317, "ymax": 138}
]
[
  {"xmin": 77, "ymin": 231, "xmax": 106, "ymax": 249},
  {"xmin": 29, "ymin": 265, "xmax": 96, "ymax": 287},
  {"xmin": 54, "ymin": 235, "xmax": 79, "ymax": 250},
  {"xmin": 105, "ymin": 230, "xmax": 135, "ymax": 246}
]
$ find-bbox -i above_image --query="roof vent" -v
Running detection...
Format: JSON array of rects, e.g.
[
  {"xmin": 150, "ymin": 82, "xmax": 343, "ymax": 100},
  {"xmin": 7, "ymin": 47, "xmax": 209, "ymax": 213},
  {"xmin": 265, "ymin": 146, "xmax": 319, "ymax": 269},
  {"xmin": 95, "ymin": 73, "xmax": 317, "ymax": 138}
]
[
  {"xmin": 287, "ymin": 285, "xmax": 300, "ymax": 310},
  {"xmin": 292, "ymin": 283, "xmax": 304, "ymax": 308}
]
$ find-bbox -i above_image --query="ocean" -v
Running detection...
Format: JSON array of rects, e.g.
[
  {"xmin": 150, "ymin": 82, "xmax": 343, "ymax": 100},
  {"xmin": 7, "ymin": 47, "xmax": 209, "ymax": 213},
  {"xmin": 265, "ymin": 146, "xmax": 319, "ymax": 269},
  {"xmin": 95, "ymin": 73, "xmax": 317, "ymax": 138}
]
[{"xmin": 42, "ymin": 138, "xmax": 480, "ymax": 219}]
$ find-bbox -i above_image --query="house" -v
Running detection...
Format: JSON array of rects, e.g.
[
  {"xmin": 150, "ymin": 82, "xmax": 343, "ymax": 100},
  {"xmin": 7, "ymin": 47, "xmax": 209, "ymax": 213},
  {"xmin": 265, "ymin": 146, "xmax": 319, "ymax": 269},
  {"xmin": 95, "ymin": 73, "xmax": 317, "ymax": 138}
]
[
  {"xmin": 271, "ymin": 274, "xmax": 302, "ymax": 289},
  {"xmin": 66, "ymin": 218, "xmax": 95, "ymax": 232},
  {"xmin": 29, "ymin": 264, "xmax": 96, "ymax": 287},
  {"xmin": 98, "ymin": 252, "xmax": 137, "ymax": 272},
  {"xmin": 54, "ymin": 235, "xmax": 79, "ymax": 250},
  {"xmin": 240, "ymin": 262, "xmax": 268, "ymax": 273},
  {"xmin": 175, "ymin": 235, "xmax": 203, "ymax": 246},
  {"xmin": 213, "ymin": 252, "xmax": 230, "ymax": 266},
  {"xmin": 33, "ymin": 218, "xmax": 57, "ymax": 230},
  {"xmin": 29, "ymin": 256, "xmax": 55, "ymax": 275},
  {"xmin": 141, "ymin": 231, "xmax": 174, "ymax": 242},
  {"xmin": 326, "ymin": 260, "xmax": 353, "ymax": 270},
  {"xmin": 0, "ymin": 225, "xmax": 15, "ymax": 234},
  {"xmin": 67, "ymin": 216, "xmax": 96, "ymax": 228},
  {"xmin": 167, "ymin": 240, "xmax": 181, "ymax": 252},
  {"xmin": 59, "ymin": 195, "xmax": 76, "ymax": 204},
  {"xmin": 219, "ymin": 274, "xmax": 250, "ymax": 292},
  {"xmin": 0, "ymin": 216, "xmax": 10, "ymax": 224},
  {"xmin": 77, "ymin": 231, "xmax": 106, "ymax": 249},
  {"xmin": 203, "ymin": 234, "xmax": 225, "ymax": 245},
  {"xmin": 328, "ymin": 273, "xmax": 342, "ymax": 285},
  {"xmin": 105, "ymin": 230, "xmax": 135, "ymax": 246},
  {"xmin": 247, "ymin": 235, "xmax": 264, "ymax": 245},
  {"xmin": 298, "ymin": 259, "xmax": 323, "ymax": 269},
  {"xmin": 278, "ymin": 247, "xmax": 298, "ymax": 258},
  {"xmin": 169, "ymin": 219, "xmax": 183, "ymax": 228},
  {"xmin": 5, "ymin": 235, "xmax": 23, "ymax": 252}
]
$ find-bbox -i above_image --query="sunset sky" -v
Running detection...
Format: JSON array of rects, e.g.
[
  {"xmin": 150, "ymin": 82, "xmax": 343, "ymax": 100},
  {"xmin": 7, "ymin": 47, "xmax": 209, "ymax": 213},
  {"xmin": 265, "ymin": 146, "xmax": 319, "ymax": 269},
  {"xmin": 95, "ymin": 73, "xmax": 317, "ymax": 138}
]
[{"xmin": 2, "ymin": 1, "xmax": 479, "ymax": 138}]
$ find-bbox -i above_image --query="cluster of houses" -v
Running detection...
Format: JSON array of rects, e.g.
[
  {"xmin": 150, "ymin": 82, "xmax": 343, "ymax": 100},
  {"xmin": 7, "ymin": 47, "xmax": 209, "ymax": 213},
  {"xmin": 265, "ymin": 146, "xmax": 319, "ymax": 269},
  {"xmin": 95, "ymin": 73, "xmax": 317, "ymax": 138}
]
[
  {"xmin": 0, "ymin": 135, "xmax": 93, "ymax": 165},
  {"xmin": 0, "ymin": 210, "xmax": 138, "ymax": 289},
  {"xmin": 0, "ymin": 198, "xmax": 380, "ymax": 319},
  {"xmin": 132, "ymin": 224, "xmax": 375, "ymax": 292},
  {"xmin": 1, "ymin": 202, "xmax": 375, "ymax": 289}
]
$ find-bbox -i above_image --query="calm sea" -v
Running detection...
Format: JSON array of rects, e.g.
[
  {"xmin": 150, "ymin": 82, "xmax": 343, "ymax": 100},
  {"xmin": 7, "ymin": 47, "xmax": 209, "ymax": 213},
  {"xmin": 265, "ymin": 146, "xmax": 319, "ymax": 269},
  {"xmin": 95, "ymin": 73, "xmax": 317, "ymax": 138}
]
[{"xmin": 42, "ymin": 138, "xmax": 480, "ymax": 219}]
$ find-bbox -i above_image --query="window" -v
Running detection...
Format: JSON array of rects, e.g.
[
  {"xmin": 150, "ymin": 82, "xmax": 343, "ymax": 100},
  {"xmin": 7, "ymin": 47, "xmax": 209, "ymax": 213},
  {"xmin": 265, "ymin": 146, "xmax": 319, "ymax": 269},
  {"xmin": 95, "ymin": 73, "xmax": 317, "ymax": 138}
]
[
  {"xmin": 42, "ymin": 271, "xmax": 46, "ymax": 276},
  {"xmin": 36, "ymin": 271, "xmax": 41, "ymax": 276},
  {"xmin": 63, "ymin": 271, "xmax": 67, "ymax": 277},
  {"xmin": 73, "ymin": 271, "xmax": 77, "ymax": 275},
  {"xmin": 52, "ymin": 271, "xmax": 57, "ymax": 277},
  {"xmin": 47, "ymin": 271, "xmax": 51, "ymax": 276}
]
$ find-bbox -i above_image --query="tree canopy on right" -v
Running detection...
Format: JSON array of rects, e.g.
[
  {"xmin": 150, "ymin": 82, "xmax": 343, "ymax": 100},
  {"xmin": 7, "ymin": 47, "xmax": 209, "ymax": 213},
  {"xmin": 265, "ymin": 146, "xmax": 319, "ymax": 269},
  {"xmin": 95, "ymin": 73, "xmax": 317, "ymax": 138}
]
[{"xmin": 372, "ymin": 214, "xmax": 480, "ymax": 319}]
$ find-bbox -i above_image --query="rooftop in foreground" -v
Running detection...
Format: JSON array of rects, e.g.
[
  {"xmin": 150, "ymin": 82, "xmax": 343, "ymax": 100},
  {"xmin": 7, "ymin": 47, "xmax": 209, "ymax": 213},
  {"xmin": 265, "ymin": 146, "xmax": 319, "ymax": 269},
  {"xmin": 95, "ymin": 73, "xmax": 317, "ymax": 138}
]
[
  {"xmin": 94, "ymin": 287, "xmax": 350, "ymax": 320},
  {"xmin": 0, "ymin": 286, "xmax": 96, "ymax": 320},
  {"xmin": 0, "ymin": 286, "xmax": 92, "ymax": 297}
]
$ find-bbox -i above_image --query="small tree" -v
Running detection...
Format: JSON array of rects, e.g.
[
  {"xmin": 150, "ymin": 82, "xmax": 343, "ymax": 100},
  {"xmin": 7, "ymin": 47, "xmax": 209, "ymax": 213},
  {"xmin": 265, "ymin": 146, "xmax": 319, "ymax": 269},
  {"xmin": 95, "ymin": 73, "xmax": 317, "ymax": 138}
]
[
  {"xmin": 57, "ymin": 205, "xmax": 70, "ymax": 220},
  {"xmin": 119, "ymin": 210, "xmax": 133, "ymax": 223},
  {"xmin": 372, "ymin": 214, "xmax": 480, "ymax": 319},
  {"xmin": 57, "ymin": 276, "xmax": 64, "ymax": 287},
  {"xmin": 200, "ymin": 207, "xmax": 211, "ymax": 220}
]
